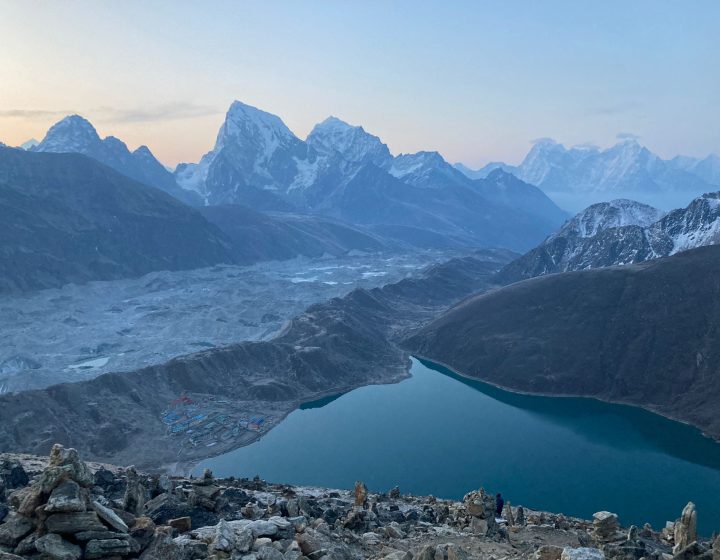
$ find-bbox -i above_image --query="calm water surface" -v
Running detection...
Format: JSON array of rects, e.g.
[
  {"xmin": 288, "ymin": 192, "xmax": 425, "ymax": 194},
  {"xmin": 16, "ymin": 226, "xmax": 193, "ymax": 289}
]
[{"xmin": 196, "ymin": 358, "xmax": 720, "ymax": 534}]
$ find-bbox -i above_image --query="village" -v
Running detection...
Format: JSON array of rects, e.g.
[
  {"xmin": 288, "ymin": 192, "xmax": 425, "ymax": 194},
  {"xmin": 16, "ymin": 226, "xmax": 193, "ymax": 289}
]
[{"xmin": 159, "ymin": 393, "xmax": 278, "ymax": 458}]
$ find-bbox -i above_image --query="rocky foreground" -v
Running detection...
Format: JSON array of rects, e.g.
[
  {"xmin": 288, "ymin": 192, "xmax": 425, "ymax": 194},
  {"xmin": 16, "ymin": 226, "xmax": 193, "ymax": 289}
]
[{"xmin": 1, "ymin": 446, "xmax": 717, "ymax": 560}]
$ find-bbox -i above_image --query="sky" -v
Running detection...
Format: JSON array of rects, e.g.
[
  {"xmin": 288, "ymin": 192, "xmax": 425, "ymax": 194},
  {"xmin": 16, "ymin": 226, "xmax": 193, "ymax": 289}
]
[{"xmin": 1, "ymin": 0, "xmax": 719, "ymax": 168}]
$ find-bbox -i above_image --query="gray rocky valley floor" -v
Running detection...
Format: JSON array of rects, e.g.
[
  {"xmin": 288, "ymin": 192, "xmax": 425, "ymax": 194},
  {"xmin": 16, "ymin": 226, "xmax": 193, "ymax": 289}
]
[{"xmin": 0, "ymin": 251, "xmax": 454, "ymax": 394}]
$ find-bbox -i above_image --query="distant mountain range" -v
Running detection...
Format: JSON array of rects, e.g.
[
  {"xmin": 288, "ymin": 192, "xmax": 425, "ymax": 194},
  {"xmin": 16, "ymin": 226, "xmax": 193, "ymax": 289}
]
[
  {"xmin": 499, "ymin": 193, "xmax": 720, "ymax": 283},
  {"xmin": 0, "ymin": 147, "xmax": 395, "ymax": 293},
  {"xmin": 456, "ymin": 139, "xmax": 720, "ymax": 211},
  {"xmin": 31, "ymin": 102, "xmax": 568, "ymax": 252},
  {"xmin": 32, "ymin": 115, "xmax": 202, "ymax": 206}
]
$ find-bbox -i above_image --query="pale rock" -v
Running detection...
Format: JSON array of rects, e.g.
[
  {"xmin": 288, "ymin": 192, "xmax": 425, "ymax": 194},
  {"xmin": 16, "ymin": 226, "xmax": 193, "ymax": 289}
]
[
  {"xmin": 92, "ymin": 500, "xmax": 129, "ymax": 533},
  {"xmin": 251, "ymin": 519, "xmax": 279, "ymax": 538},
  {"xmin": 673, "ymin": 502, "xmax": 697, "ymax": 554},
  {"xmin": 212, "ymin": 519, "xmax": 236, "ymax": 552},
  {"xmin": 561, "ymin": 547, "xmax": 605, "ymax": 560},
  {"xmin": 253, "ymin": 537, "xmax": 273, "ymax": 551},
  {"xmin": 384, "ymin": 551, "xmax": 413, "ymax": 560},
  {"xmin": 362, "ymin": 531, "xmax": 380, "ymax": 545}
]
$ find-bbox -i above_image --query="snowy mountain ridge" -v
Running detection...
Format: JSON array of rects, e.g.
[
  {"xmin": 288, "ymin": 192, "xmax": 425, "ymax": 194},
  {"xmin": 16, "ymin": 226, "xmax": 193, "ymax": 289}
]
[
  {"xmin": 34, "ymin": 115, "xmax": 200, "ymax": 205},
  {"xmin": 169, "ymin": 100, "xmax": 568, "ymax": 250},
  {"xmin": 548, "ymin": 199, "xmax": 666, "ymax": 241},
  {"xmin": 456, "ymin": 139, "xmax": 719, "ymax": 205},
  {"xmin": 499, "ymin": 193, "xmax": 720, "ymax": 282}
]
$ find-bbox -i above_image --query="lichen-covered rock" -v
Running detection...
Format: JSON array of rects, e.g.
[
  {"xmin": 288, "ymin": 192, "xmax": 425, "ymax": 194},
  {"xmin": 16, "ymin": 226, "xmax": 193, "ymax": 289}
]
[
  {"xmin": 84, "ymin": 536, "xmax": 139, "ymax": 559},
  {"xmin": 123, "ymin": 467, "xmax": 146, "ymax": 516},
  {"xmin": 45, "ymin": 511, "xmax": 106, "ymax": 534},
  {"xmin": 34, "ymin": 533, "xmax": 82, "ymax": 560},
  {"xmin": 0, "ymin": 512, "xmax": 34, "ymax": 547},
  {"xmin": 45, "ymin": 480, "xmax": 86, "ymax": 513}
]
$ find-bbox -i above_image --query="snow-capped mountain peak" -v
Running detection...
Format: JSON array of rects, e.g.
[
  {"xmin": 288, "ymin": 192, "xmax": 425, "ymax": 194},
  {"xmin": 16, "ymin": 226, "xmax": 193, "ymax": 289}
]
[
  {"xmin": 216, "ymin": 100, "xmax": 298, "ymax": 153},
  {"xmin": 552, "ymin": 199, "xmax": 666, "ymax": 240},
  {"xmin": 389, "ymin": 151, "xmax": 446, "ymax": 179},
  {"xmin": 19, "ymin": 138, "xmax": 39, "ymax": 151},
  {"xmin": 36, "ymin": 115, "xmax": 101, "ymax": 153},
  {"xmin": 307, "ymin": 116, "xmax": 391, "ymax": 166}
]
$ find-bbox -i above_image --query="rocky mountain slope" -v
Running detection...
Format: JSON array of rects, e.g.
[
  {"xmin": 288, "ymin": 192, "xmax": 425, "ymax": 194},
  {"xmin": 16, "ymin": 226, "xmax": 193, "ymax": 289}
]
[
  {"xmin": 4, "ymin": 445, "xmax": 708, "ymax": 560},
  {"xmin": 0, "ymin": 147, "xmax": 234, "ymax": 293},
  {"xmin": 0, "ymin": 250, "xmax": 514, "ymax": 466},
  {"xmin": 499, "ymin": 194, "xmax": 720, "ymax": 283},
  {"xmin": 458, "ymin": 139, "xmax": 718, "ymax": 200},
  {"xmin": 173, "ymin": 101, "xmax": 567, "ymax": 251},
  {"xmin": 33, "ymin": 116, "xmax": 200, "ymax": 205},
  {"xmin": 405, "ymin": 245, "xmax": 720, "ymax": 443},
  {"xmin": 198, "ymin": 205, "xmax": 389, "ymax": 262}
]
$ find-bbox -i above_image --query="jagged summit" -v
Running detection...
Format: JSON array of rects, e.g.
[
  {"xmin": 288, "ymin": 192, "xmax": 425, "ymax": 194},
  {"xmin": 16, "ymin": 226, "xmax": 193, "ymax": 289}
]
[
  {"xmin": 499, "ymin": 192, "xmax": 720, "ymax": 282},
  {"xmin": 216, "ymin": 100, "xmax": 298, "ymax": 152},
  {"xmin": 34, "ymin": 114, "xmax": 198, "ymax": 204},
  {"xmin": 307, "ymin": 115, "xmax": 391, "ymax": 166},
  {"xmin": 471, "ymin": 138, "xmax": 718, "ymax": 200}
]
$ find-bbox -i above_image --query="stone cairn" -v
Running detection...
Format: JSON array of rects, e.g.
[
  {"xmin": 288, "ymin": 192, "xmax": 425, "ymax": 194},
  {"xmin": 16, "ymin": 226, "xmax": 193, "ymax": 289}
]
[
  {"xmin": 0, "ymin": 444, "xmax": 142, "ymax": 560},
  {"xmin": 591, "ymin": 511, "xmax": 621, "ymax": 543},
  {"xmin": 674, "ymin": 502, "xmax": 698, "ymax": 555},
  {"xmin": 462, "ymin": 488, "xmax": 497, "ymax": 537}
]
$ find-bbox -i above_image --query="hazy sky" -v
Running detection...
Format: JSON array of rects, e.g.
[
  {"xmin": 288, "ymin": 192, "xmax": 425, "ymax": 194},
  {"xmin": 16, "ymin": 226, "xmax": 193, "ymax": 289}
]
[{"xmin": 1, "ymin": 1, "xmax": 719, "ymax": 167}]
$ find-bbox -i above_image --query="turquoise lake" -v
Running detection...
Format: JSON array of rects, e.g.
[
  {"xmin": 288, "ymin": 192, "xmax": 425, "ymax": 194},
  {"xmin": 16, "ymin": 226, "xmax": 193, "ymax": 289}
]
[{"xmin": 195, "ymin": 358, "xmax": 720, "ymax": 534}]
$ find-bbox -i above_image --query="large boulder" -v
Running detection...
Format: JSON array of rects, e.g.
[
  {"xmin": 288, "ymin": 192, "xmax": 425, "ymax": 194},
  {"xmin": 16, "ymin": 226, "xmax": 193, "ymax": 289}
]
[
  {"xmin": 45, "ymin": 481, "xmax": 86, "ymax": 513},
  {"xmin": 0, "ymin": 512, "xmax": 34, "ymax": 547},
  {"xmin": 592, "ymin": 512, "xmax": 620, "ymax": 543},
  {"xmin": 45, "ymin": 511, "xmax": 107, "ymax": 534},
  {"xmin": 139, "ymin": 527, "xmax": 183, "ymax": 560},
  {"xmin": 0, "ymin": 462, "xmax": 28, "ymax": 491},
  {"xmin": 34, "ymin": 533, "xmax": 82, "ymax": 560},
  {"xmin": 84, "ymin": 537, "xmax": 139, "ymax": 559}
]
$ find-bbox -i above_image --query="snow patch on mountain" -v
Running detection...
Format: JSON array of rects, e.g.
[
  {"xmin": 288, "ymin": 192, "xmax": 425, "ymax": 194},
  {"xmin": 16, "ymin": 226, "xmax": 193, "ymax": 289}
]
[
  {"xmin": 551, "ymin": 199, "xmax": 665, "ymax": 240},
  {"xmin": 19, "ymin": 139, "xmax": 39, "ymax": 150},
  {"xmin": 307, "ymin": 116, "xmax": 391, "ymax": 166},
  {"xmin": 500, "ymin": 192, "xmax": 720, "ymax": 282},
  {"xmin": 36, "ymin": 115, "xmax": 101, "ymax": 153}
]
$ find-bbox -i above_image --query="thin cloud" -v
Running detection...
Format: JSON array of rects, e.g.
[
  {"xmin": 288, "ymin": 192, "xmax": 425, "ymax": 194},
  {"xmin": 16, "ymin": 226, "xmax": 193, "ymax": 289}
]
[
  {"xmin": 95, "ymin": 103, "xmax": 222, "ymax": 123},
  {"xmin": 0, "ymin": 103, "xmax": 222, "ymax": 123},
  {"xmin": 0, "ymin": 109, "xmax": 76, "ymax": 119},
  {"xmin": 616, "ymin": 132, "xmax": 641, "ymax": 141},
  {"xmin": 586, "ymin": 101, "xmax": 641, "ymax": 117}
]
